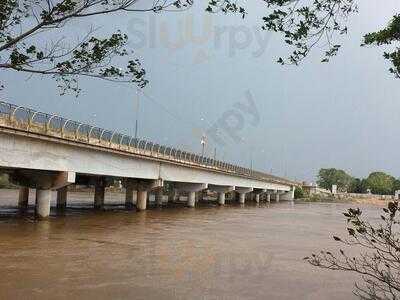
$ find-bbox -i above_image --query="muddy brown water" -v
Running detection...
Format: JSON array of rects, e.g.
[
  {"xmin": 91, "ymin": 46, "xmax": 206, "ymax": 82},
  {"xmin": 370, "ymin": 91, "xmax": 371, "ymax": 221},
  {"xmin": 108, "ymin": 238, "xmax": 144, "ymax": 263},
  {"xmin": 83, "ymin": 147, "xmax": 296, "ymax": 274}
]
[{"xmin": 0, "ymin": 189, "xmax": 383, "ymax": 299}]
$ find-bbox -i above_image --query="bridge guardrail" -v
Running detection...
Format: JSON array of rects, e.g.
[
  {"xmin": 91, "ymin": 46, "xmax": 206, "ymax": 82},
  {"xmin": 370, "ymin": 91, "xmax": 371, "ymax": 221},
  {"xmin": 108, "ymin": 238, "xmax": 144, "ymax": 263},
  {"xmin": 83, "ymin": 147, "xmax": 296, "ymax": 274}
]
[{"xmin": 0, "ymin": 101, "xmax": 296, "ymax": 187}]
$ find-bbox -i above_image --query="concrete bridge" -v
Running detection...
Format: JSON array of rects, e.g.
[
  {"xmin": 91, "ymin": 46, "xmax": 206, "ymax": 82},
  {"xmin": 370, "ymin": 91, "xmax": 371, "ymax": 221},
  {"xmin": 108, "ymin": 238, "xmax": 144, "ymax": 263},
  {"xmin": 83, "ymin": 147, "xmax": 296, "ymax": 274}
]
[{"xmin": 0, "ymin": 101, "xmax": 298, "ymax": 218}]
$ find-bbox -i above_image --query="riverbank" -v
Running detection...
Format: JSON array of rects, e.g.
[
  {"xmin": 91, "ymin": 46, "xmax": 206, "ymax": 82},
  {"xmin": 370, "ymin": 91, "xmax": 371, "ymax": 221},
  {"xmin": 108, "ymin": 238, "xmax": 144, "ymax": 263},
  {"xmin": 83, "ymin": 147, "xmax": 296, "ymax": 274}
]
[{"xmin": 299, "ymin": 194, "xmax": 390, "ymax": 207}]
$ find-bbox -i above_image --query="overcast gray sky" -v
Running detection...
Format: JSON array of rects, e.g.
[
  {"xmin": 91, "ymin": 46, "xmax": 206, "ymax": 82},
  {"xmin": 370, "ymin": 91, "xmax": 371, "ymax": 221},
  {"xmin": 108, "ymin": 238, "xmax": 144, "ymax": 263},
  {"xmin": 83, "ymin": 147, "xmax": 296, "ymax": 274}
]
[{"xmin": 1, "ymin": 0, "xmax": 400, "ymax": 182}]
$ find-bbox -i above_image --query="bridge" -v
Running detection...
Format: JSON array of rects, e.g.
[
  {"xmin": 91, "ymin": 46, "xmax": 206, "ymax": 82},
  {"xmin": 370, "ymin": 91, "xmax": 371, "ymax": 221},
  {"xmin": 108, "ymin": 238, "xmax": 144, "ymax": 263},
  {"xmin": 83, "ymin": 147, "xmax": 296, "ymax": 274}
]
[{"xmin": 0, "ymin": 101, "xmax": 298, "ymax": 218}]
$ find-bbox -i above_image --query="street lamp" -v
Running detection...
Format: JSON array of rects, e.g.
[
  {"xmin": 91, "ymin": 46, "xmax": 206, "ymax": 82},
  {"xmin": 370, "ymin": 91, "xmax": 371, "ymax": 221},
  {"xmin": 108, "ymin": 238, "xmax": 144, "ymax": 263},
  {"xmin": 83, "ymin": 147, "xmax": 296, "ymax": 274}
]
[{"xmin": 201, "ymin": 135, "xmax": 206, "ymax": 157}]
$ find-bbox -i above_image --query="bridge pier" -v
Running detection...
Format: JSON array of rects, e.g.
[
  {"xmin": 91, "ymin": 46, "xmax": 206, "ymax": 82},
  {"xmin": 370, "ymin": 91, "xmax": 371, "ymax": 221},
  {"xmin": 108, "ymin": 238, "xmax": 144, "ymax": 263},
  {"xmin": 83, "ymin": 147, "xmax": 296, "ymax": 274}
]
[
  {"xmin": 238, "ymin": 193, "xmax": 245, "ymax": 204},
  {"xmin": 280, "ymin": 187, "xmax": 295, "ymax": 201},
  {"xmin": 248, "ymin": 193, "xmax": 255, "ymax": 202},
  {"xmin": 168, "ymin": 188, "xmax": 177, "ymax": 203},
  {"xmin": 155, "ymin": 187, "xmax": 163, "ymax": 206},
  {"xmin": 12, "ymin": 171, "xmax": 75, "ymax": 218},
  {"xmin": 125, "ymin": 179, "xmax": 135, "ymax": 209},
  {"xmin": 94, "ymin": 178, "xmax": 106, "ymax": 210},
  {"xmin": 137, "ymin": 190, "xmax": 147, "ymax": 211},
  {"xmin": 174, "ymin": 183, "xmax": 208, "ymax": 208},
  {"xmin": 187, "ymin": 192, "xmax": 196, "ymax": 208},
  {"xmin": 218, "ymin": 192, "xmax": 226, "ymax": 205},
  {"xmin": 56, "ymin": 186, "xmax": 67, "ymax": 210},
  {"xmin": 18, "ymin": 187, "xmax": 29, "ymax": 210},
  {"xmin": 266, "ymin": 194, "xmax": 271, "ymax": 203},
  {"xmin": 147, "ymin": 192, "xmax": 152, "ymax": 205},
  {"xmin": 235, "ymin": 187, "xmax": 253, "ymax": 204},
  {"xmin": 35, "ymin": 189, "xmax": 51, "ymax": 219},
  {"xmin": 164, "ymin": 190, "xmax": 169, "ymax": 205},
  {"xmin": 136, "ymin": 179, "xmax": 163, "ymax": 211},
  {"xmin": 253, "ymin": 189, "xmax": 266, "ymax": 204},
  {"xmin": 196, "ymin": 191, "xmax": 204, "ymax": 203},
  {"xmin": 208, "ymin": 185, "xmax": 235, "ymax": 206},
  {"xmin": 268, "ymin": 190, "xmax": 279, "ymax": 202}
]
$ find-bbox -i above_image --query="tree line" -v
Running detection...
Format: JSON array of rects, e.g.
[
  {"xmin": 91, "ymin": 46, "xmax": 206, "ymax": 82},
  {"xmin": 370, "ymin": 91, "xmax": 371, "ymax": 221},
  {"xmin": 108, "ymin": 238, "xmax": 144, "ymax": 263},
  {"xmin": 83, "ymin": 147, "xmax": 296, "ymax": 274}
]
[{"xmin": 317, "ymin": 168, "xmax": 400, "ymax": 195}]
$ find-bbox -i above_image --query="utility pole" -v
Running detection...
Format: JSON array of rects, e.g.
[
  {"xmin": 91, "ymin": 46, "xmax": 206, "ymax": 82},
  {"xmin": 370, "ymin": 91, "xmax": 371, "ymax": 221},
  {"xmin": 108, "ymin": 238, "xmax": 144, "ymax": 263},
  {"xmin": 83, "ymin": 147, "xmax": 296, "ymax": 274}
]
[{"xmin": 213, "ymin": 147, "xmax": 217, "ymax": 160}]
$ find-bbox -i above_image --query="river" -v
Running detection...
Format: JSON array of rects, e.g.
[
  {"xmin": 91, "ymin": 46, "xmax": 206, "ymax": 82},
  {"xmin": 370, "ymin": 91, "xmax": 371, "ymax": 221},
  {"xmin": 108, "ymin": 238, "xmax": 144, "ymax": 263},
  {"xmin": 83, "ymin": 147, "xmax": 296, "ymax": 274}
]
[{"xmin": 0, "ymin": 189, "xmax": 383, "ymax": 299}]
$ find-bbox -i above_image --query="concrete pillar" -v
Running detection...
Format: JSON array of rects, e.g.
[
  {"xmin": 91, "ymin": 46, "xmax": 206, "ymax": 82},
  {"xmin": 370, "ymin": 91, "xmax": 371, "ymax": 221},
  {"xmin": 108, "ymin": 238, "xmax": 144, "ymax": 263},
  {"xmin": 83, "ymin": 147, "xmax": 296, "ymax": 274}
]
[
  {"xmin": 155, "ymin": 188, "xmax": 163, "ymax": 206},
  {"xmin": 245, "ymin": 193, "xmax": 251, "ymax": 202},
  {"xmin": 164, "ymin": 192, "xmax": 169, "ymax": 204},
  {"xmin": 168, "ymin": 189, "xmax": 176, "ymax": 203},
  {"xmin": 249, "ymin": 193, "xmax": 255, "ymax": 202},
  {"xmin": 137, "ymin": 190, "xmax": 147, "ymax": 211},
  {"xmin": 147, "ymin": 192, "xmax": 152, "ymax": 205},
  {"xmin": 187, "ymin": 191, "xmax": 196, "ymax": 208},
  {"xmin": 276, "ymin": 193, "xmax": 280, "ymax": 203},
  {"xmin": 56, "ymin": 186, "xmax": 67, "ymax": 210},
  {"xmin": 267, "ymin": 194, "xmax": 271, "ymax": 202},
  {"xmin": 239, "ymin": 193, "xmax": 245, "ymax": 204},
  {"xmin": 94, "ymin": 182, "xmax": 105, "ymax": 210},
  {"xmin": 36, "ymin": 189, "xmax": 51, "ymax": 219},
  {"xmin": 218, "ymin": 192, "xmax": 225, "ymax": 205},
  {"xmin": 289, "ymin": 188, "xmax": 295, "ymax": 200},
  {"xmin": 18, "ymin": 187, "xmax": 29, "ymax": 210},
  {"xmin": 255, "ymin": 194, "xmax": 260, "ymax": 203},
  {"xmin": 125, "ymin": 182, "xmax": 134, "ymax": 208},
  {"xmin": 196, "ymin": 191, "xmax": 204, "ymax": 203}
]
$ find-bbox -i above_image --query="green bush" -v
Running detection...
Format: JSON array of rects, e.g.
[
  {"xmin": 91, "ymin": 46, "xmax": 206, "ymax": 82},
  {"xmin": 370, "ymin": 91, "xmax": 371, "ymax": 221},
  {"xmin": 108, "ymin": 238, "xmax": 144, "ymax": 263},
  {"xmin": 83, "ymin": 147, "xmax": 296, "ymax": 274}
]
[
  {"xmin": 364, "ymin": 172, "xmax": 395, "ymax": 195},
  {"xmin": 294, "ymin": 187, "xmax": 306, "ymax": 199},
  {"xmin": 0, "ymin": 174, "xmax": 10, "ymax": 188},
  {"xmin": 306, "ymin": 193, "xmax": 335, "ymax": 202},
  {"xmin": 308, "ymin": 194, "xmax": 323, "ymax": 202},
  {"xmin": 317, "ymin": 168, "xmax": 353, "ymax": 192}
]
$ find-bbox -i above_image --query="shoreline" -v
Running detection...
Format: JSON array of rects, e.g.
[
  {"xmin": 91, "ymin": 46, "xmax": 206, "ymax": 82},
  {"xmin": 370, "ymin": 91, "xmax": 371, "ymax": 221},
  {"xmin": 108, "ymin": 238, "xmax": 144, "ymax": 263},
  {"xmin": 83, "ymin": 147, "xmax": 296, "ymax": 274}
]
[{"xmin": 298, "ymin": 196, "xmax": 391, "ymax": 207}]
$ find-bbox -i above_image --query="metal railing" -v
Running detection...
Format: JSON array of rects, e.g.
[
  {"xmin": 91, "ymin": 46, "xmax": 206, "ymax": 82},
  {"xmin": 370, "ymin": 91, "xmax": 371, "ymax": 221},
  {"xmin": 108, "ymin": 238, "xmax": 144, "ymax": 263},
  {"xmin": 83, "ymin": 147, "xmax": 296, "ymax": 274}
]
[{"xmin": 0, "ymin": 101, "xmax": 295, "ymax": 186}]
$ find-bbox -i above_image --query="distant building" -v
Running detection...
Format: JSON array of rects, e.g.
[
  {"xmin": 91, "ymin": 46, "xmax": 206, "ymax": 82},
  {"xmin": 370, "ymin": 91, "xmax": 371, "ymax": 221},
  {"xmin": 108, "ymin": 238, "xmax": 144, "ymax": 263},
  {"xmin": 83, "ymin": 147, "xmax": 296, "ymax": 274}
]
[{"xmin": 302, "ymin": 182, "xmax": 331, "ymax": 196}]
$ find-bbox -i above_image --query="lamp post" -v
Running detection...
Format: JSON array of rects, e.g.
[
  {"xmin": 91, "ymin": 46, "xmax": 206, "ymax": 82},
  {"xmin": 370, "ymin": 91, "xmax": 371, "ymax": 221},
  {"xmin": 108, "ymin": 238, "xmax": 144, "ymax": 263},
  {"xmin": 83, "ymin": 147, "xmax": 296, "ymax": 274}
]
[
  {"xmin": 249, "ymin": 147, "xmax": 253, "ymax": 171},
  {"xmin": 201, "ymin": 135, "xmax": 206, "ymax": 157}
]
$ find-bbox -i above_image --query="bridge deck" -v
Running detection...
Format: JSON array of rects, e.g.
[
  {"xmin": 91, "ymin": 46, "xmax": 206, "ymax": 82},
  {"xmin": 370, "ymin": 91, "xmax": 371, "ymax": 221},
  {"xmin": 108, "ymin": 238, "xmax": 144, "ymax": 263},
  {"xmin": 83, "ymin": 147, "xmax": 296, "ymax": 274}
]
[{"xmin": 0, "ymin": 101, "xmax": 297, "ymax": 187}]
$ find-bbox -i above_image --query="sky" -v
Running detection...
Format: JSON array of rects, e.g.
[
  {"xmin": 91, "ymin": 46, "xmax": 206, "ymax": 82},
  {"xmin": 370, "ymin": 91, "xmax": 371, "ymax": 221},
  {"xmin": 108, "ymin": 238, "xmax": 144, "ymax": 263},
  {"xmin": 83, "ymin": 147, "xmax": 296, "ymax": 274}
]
[{"xmin": 1, "ymin": 0, "xmax": 400, "ymax": 182}]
